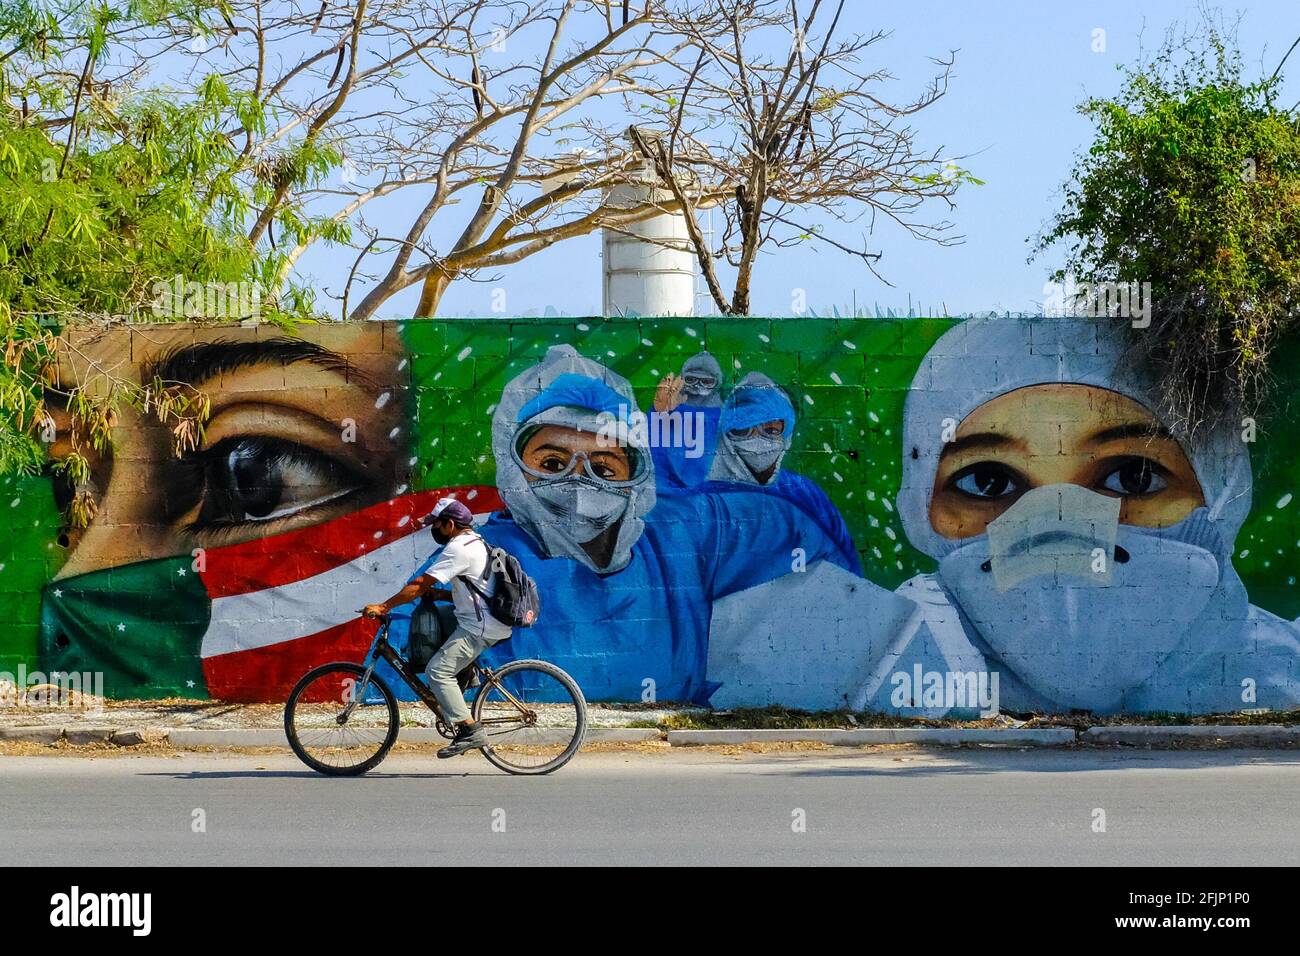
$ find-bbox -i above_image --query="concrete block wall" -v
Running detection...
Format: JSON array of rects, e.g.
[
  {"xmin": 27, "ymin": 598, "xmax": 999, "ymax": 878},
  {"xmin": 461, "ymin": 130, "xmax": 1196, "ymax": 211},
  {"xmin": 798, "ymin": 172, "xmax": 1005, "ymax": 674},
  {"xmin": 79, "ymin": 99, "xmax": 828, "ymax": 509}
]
[{"xmin": 2, "ymin": 315, "xmax": 1298, "ymax": 713}]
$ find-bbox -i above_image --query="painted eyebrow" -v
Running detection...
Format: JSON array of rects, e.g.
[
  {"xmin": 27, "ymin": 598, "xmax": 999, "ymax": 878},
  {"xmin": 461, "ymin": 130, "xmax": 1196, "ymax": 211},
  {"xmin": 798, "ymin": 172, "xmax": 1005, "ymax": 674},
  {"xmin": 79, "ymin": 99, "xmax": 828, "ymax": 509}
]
[
  {"xmin": 531, "ymin": 443, "xmax": 627, "ymax": 459},
  {"xmin": 144, "ymin": 338, "xmax": 376, "ymax": 390},
  {"xmin": 1085, "ymin": 423, "xmax": 1177, "ymax": 446},
  {"xmin": 939, "ymin": 431, "xmax": 1022, "ymax": 457}
]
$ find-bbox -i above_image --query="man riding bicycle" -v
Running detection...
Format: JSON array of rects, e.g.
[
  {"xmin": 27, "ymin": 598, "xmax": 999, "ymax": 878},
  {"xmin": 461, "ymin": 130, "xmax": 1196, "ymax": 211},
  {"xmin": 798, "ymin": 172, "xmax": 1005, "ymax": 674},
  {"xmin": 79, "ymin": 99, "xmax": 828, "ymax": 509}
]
[{"xmin": 363, "ymin": 496, "xmax": 512, "ymax": 758}]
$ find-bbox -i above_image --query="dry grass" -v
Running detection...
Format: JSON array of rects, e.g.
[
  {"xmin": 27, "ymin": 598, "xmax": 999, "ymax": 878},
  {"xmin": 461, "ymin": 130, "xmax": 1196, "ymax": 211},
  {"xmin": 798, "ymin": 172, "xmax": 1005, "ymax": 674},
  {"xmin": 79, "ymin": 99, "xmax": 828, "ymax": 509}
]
[
  {"xmin": 652, "ymin": 706, "xmax": 1300, "ymax": 731},
  {"xmin": 0, "ymin": 737, "xmax": 176, "ymax": 758}
]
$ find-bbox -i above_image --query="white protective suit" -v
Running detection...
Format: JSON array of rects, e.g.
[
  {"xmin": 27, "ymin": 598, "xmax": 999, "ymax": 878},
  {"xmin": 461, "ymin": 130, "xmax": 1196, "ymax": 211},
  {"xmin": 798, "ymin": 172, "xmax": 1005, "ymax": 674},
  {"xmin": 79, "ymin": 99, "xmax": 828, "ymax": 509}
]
[{"xmin": 708, "ymin": 316, "xmax": 1300, "ymax": 716}]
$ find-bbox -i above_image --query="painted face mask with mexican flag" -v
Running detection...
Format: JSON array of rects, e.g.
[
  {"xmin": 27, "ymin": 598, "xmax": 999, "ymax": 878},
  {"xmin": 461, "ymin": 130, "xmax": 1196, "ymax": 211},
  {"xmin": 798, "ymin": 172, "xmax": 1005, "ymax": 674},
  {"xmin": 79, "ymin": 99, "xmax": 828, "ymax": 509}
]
[{"xmin": 39, "ymin": 487, "xmax": 502, "ymax": 701}]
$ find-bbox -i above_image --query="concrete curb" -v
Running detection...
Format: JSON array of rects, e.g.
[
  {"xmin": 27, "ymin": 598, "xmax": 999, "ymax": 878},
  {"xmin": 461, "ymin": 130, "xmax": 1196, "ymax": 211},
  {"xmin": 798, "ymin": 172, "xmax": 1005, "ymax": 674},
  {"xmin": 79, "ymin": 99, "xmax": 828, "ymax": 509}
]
[
  {"xmin": 1082, "ymin": 725, "xmax": 1300, "ymax": 747},
  {"xmin": 0, "ymin": 726, "xmax": 151, "ymax": 746},
  {"xmin": 666, "ymin": 728, "xmax": 1077, "ymax": 747},
  {"xmin": 164, "ymin": 726, "xmax": 662, "ymax": 749},
  {"xmin": 0, "ymin": 726, "xmax": 65, "ymax": 744}
]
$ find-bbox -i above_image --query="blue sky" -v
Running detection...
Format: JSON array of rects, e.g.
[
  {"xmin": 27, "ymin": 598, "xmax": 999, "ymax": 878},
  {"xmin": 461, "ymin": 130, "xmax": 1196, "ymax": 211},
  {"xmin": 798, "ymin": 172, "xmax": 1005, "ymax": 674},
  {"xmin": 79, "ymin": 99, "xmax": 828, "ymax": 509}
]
[{"xmin": 291, "ymin": 1, "xmax": 1300, "ymax": 319}]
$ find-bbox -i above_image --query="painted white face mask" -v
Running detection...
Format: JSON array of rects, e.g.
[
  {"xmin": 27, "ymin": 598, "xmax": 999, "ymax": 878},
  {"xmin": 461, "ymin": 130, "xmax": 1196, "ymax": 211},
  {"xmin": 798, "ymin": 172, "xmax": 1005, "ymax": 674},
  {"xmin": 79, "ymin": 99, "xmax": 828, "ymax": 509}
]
[
  {"xmin": 731, "ymin": 433, "xmax": 786, "ymax": 477},
  {"xmin": 529, "ymin": 473, "xmax": 632, "ymax": 543},
  {"xmin": 937, "ymin": 484, "xmax": 1221, "ymax": 712}
]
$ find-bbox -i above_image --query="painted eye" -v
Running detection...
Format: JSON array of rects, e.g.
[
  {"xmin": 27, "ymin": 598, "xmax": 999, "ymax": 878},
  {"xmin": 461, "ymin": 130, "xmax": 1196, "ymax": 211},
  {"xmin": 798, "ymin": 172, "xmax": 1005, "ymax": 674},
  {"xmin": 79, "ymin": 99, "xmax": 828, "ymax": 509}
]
[
  {"xmin": 1099, "ymin": 458, "xmax": 1169, "ymax": 496},
  {"xmin": 952, "ymin": 464, "xmax": 1021, "ymax": 499},
  {"xmin": 193, "ymin": 436, "xmax": 362, "ymax": 527},
  {"xmin": 537, "ymin": 454, "xmax": 570, "ymax": 474},
  {"xmin": 729, "ymin": 421, "xmax": 786, "ymax": 440}
]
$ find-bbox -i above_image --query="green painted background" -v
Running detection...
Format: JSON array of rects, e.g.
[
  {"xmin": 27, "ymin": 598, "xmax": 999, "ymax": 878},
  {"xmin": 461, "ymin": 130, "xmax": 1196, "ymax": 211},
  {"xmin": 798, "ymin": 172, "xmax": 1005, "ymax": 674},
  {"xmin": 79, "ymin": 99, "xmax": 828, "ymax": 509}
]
[
  {"xmin": 397, "ymin": 314, "xmax": 1300, "ymax": 623},
  {"xmin": 400, "ymin": 315, "xmax": 957, "ymax": 594},
  {"xmin": 0, "ymin": 473, "xmax": 63, "ymax": 674}
]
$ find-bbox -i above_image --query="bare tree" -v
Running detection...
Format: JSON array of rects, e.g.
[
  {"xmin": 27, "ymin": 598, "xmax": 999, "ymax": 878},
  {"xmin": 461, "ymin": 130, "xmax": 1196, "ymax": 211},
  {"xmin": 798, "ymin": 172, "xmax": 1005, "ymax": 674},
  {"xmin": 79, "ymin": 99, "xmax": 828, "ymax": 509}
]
[
  {"xmin": 7, "ymin": 1, "xmax": 967, "ymax": 321},
  {"xmin": 626, "ymin": 0, "xmax": 970, "ymax": 315},
  {"xmin": 11, "ymin": 1, "xmax": 733, "ymax": 319},
  {"xmin": 186, "ymin": 0, "xmax": 728, "ymax": 318}
]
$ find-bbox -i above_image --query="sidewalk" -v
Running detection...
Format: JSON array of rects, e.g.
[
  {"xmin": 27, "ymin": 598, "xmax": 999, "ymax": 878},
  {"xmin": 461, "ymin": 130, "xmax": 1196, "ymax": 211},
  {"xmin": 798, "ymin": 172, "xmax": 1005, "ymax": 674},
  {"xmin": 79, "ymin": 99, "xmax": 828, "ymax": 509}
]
[
  {"xmin": 0, "ymin": 695, "xmax": 683, "ymax": 748},
  {"xmin": 3, "ymin": 698, "xmax": 1299, "ymax": 750},
  {"xmin": 0, "ymin": 696, "xmax": 689, "ymax": 732}
]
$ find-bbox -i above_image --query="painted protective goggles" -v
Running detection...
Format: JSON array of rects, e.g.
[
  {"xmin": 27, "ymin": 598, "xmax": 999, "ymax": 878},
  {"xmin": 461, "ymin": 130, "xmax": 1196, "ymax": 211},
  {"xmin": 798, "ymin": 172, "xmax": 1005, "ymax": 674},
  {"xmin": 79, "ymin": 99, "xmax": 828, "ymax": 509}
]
[
  {"xmin": 511, "ymin": 424, "xmax": 648, "ymax": 488},
  {"xmin": 683, "ymin": 373, "xmax": 718, "ymax": 391},
  {"xmin": 727, "ymin": 420, "xmax": 787, "ymax": 440}
]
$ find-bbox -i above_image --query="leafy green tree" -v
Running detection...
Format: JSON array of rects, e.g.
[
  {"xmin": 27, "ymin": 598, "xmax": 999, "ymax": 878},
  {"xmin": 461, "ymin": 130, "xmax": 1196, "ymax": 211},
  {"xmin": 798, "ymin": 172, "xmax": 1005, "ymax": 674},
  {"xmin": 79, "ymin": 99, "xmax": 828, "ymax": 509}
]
[
  {"xmin": 0, "ymin": 1, "xmax": 297, "ymax": 516},
  {"xmin": 1035, "ymin": 23, "xmax": 1300, "ymax": 432}
]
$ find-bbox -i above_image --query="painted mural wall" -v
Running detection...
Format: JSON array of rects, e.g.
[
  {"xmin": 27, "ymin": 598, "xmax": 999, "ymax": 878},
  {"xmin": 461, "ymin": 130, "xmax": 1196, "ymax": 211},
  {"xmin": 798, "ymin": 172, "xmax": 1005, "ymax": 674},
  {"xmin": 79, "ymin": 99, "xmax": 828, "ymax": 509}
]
[{"xmin": 3, "ymin": 315, "xmax": 1300, "ymax": 715}]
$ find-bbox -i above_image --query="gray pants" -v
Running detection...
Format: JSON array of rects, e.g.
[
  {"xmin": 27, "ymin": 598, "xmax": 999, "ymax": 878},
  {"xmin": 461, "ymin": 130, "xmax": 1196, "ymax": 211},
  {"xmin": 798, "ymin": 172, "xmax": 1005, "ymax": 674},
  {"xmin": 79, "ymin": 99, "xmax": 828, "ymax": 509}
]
[{"xmin": 424, "ymin": 625, "xmax": 496, "ymax": 724}]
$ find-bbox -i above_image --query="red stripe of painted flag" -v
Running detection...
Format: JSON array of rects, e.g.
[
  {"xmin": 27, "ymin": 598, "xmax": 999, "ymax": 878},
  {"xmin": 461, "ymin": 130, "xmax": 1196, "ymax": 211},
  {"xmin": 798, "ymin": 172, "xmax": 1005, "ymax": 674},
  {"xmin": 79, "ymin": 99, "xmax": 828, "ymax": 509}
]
[
  {"xmin": 198, "ymin": 486, "xmax": 504, "ymax": 701},
  {"xmin": 198, "ymin": 486, "xmax": 503, "ymax": 599},
  {"xmin": 204, "ymin": 617, "xmax": 377, "ymax": 702}
]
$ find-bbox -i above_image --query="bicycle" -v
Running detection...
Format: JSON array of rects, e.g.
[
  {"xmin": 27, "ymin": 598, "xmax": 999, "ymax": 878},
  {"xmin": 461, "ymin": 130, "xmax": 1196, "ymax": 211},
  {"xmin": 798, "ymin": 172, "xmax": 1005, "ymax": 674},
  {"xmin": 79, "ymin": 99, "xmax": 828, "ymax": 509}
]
[{"xmin": 284, "ymin": 612, "xmax": 587, "ymax": 776}]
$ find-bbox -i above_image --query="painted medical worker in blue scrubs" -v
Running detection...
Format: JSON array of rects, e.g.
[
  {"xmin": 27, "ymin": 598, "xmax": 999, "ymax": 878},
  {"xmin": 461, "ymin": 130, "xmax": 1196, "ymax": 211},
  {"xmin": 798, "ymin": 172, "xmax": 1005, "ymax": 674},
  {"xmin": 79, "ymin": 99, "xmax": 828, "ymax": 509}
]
[
  {"xmin": 396, "ymin": 345, "xmax": 863, "ymax": 705},
  {"xmin": 702, "ymin": 372, "xmax": 861, "ymax": 573},
  {"xmin": 650, "ymin": 350, "xmax": 724, "ymax": 490}
]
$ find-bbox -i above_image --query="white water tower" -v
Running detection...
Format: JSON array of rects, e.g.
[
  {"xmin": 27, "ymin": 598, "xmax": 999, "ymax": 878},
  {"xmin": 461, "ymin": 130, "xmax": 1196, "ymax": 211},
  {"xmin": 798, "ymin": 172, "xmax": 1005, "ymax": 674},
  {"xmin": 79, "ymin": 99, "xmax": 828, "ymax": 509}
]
[{"xmin": 602, "ymin": 162, "xmax": 696, "ymax": 316}]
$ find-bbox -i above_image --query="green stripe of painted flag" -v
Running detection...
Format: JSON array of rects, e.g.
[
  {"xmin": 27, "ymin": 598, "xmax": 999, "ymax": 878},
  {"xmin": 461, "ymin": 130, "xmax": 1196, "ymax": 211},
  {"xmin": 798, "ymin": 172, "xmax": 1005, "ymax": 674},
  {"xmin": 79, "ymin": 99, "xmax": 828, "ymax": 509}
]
[{"xmin": 39, "ymin": 554, "xmax": 211, "ymax": 699}]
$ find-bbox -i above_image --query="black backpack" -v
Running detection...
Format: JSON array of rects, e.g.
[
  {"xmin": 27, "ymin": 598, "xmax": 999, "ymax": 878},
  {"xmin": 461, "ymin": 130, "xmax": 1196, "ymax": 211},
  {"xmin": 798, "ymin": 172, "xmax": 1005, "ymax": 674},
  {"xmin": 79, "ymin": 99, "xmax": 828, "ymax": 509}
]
[
  {"xmin": 407, "ymin": 600, "xmax": 457, "ymax": 673},
  {"xmin": 459, "ymin": 535, "xmax": 541, "ymax": 629}
]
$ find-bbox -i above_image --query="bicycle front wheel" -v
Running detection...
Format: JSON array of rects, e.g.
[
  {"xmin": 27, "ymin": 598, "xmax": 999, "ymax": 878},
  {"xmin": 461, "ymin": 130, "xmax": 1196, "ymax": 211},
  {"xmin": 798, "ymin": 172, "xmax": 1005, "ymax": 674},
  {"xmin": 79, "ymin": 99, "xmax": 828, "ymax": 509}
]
[
  {"xmin": 472, "ymin": 659, "xmax": 587, "ymax": 775},
  {"xmin": 284, "ymin": 662, "xmax": 399, "ymax": 776}
]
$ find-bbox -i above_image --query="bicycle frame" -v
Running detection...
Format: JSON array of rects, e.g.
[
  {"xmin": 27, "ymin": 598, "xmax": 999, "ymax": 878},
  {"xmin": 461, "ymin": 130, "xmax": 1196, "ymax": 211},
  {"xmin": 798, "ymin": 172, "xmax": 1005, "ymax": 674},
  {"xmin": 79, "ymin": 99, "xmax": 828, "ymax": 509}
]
[{"xmin": 347, "ymin": 615, "xmax": 538, "ymax": 729}]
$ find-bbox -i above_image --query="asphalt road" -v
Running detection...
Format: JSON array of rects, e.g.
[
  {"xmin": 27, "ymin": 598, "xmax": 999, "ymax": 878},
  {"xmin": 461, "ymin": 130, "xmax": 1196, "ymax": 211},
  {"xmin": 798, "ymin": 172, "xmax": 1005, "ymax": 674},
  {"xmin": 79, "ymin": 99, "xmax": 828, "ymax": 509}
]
[{"xmin": 3, "ymin": 747, "xmax": 1299, "ymax": 865}]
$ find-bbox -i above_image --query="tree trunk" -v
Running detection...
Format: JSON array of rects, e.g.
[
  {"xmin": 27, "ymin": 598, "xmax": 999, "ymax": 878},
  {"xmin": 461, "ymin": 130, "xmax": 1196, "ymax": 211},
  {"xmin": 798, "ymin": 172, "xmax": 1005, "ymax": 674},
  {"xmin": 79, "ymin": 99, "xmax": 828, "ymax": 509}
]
[
  {"xmin": 731, "ymin": 286, "xmax": 750, "ymax": 316},
  {"xmin": 415, "ymin": 271, "xmax": 453, "ymax": 317}
]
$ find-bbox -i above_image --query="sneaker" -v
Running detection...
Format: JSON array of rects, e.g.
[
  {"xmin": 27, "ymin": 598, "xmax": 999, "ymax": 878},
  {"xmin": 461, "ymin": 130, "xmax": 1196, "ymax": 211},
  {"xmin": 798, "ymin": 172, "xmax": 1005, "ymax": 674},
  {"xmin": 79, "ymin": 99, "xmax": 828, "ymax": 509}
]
[{"xmin": 437, "ymin": 721, "xmax": 489, "ymax": 758}]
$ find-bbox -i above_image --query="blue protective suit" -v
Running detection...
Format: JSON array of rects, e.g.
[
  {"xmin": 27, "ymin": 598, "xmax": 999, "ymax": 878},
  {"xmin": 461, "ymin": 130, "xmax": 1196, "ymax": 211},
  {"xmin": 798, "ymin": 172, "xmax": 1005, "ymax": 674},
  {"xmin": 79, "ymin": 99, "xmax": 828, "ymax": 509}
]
[
  {"xmin": 681, "ymin": 372, "xmax": 862, "ymax": 573},
  {"xmin": 385, "ymin": 486, "xmax": 859, "ymax": 706},
  {"xmin": 649, "ymin": 404, "xmax": 722, "ymax": 491},
  {"xmin": 702, "ymin": 471, "xmax": 862, "ymax": 575}
]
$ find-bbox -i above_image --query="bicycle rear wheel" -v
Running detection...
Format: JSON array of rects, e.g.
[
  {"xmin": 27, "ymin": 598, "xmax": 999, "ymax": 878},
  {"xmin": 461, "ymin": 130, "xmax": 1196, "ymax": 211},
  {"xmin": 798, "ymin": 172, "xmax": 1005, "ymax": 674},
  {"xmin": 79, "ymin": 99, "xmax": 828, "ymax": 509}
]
[
  {"xmin": 284, "ymin": 662, "xmax": 399, "ymax": 776},
  {"xmin": 472, "ymin": 659, "xmax": 586, "ymax": 775}
]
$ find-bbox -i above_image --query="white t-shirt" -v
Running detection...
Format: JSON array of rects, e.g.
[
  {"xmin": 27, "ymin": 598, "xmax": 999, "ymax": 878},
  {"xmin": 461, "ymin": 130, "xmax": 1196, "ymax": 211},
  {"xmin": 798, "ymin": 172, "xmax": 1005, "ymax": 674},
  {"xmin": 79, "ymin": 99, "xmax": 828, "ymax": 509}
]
[{"xmin": 422, "ymin": 532, "xmax": 513, "ymax": 642}]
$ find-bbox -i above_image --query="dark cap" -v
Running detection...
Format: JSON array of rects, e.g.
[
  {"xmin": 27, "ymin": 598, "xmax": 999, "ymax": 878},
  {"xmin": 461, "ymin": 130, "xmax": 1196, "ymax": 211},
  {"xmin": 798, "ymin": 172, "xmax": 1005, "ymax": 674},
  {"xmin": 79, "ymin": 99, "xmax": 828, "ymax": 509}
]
[{"xmin": 422, "ymin": 496, "xmax": 474, "ymax": 526}]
